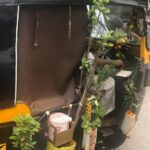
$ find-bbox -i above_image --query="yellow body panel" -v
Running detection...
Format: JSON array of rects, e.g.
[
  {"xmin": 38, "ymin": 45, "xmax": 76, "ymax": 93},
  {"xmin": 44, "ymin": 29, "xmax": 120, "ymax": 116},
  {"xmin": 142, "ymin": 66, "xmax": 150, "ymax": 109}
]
[
  {"xmin": 140, "ymin": 37, "xmax": 150, "ymax": 64},
  {"xmin": 0, "ymin": 143, "xmax": 6, "ymax": 150},
  {"xmin": 0, "ymin": 103, "xmax": 30, "ymax": 124},
  {"xmin": 46, "ymin": 140, "xmax": 76, "ymax": 150}
]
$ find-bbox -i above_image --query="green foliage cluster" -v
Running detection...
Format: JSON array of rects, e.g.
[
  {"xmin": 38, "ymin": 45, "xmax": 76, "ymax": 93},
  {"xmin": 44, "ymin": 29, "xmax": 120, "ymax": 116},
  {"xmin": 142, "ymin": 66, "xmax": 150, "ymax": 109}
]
[
  {"xmin": 82, "ymin": 96, "xmax": 105, "ymax": 133},
  {"xmin": 80, "ymin": 0, "xmax": 116, "ymax": 134},
  {"xmin": 80, "ymin": 56, "xmax": 90, "ymax": 72},
  {"xmin": 124, "ymin": 67, "xmax": 139, "ymax": 111},
  {"xmin": 96, "ymin": 64, "xmax": 115, "ymax": 86},
  {"xmin": 124, "ymin": 80, "xmax": 135, "ymax": 101},
  {"xmin": 9, "ymin": 114, "xmax": 40, "ymax": 150},
  {"xmin": 97, "ymin": 29, "xmax": 127, "ymax": 55},
  {"xmin": 81, "ymin": 64, "xmax": 115, "ymax": 133},
  {"xmin": 113, "ymin": 28, "xmax": 127, "ymax": 40},
  {"xmin": 89, "ymin": 64, "xmax": 116, "ymax": 94},
  {"xmin": 80, "ymin": 29, "xmax": 126, "ymax": 74},
  {"xmin": 89, "ymin": 0, "xmax": 111, "ymax": 28},
  {"xmin": 80, "ymin": 0, "xmax": 127, "ymax": 134},
  {"xmin": 98, "ymin": 31, "xmax": 114, "ymax": 48}
]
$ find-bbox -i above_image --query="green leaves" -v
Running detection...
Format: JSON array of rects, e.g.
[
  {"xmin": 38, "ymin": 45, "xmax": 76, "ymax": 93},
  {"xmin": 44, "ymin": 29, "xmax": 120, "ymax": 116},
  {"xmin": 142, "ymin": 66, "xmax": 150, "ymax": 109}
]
[
  {"xmin": 95, "ymin": 29, "xmax": 127, "ymax": 56},
  {"xmin": 114, "ymin": 28, "xmax": 127, "ymax": 40},
  {"xmin": 81, "ymin": 113, "xmax": 102, "ymax": 134},
  {"xmin": 107, "ymin": 43, "xmax": 114, "ymax": 47},
  {"xmin": 124, "ymin": 67, "xmax": 140, "ymax": 112},
  {"xmin": 97, "ymin": 64, "xmax": 115, "ymax": 87},
  {"xmin": 81, "ymin": 0, "xmax": 125, "ymax": 135},
  {"xmin": 103, "ymin": 8, "xmax": 110, "ymax": 14},
  {"xmin": 81, "ymin": 96, "xmax": 105, "ymax": 133},
  {"xmin": 9, "ymin": 114, "xmax": 40, "ymax": 150},
  {"xmin": 88, "ymin": 0, "xmax": 111, "ymax": 31},
  {"xmin": 81, "ymin": 65, "xmax": 115, "ymax": 133},
  {"xmin": 124, "ymin": 79, "xmax": 135, "ymax": 101},
  {"xmin": 80, "ymin": 56, "xmax": 90, "ymax": 72}
]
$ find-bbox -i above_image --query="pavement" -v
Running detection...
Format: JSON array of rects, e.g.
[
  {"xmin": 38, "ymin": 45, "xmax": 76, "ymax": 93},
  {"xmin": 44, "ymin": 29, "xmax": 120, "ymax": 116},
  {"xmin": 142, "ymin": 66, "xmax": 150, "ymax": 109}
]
[{"xmin": 117, "ymin": 87, "xmax": 150, "ymax": 150}]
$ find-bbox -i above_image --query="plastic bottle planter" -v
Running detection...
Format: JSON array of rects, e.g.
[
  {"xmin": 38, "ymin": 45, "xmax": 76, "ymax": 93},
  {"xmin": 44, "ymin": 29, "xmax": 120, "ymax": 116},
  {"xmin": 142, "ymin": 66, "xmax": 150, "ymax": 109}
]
[
  {"xmin": 47, "ymin": 113, "xmax": 74, "ymax": 147},
  {"xmin": 82, "ymin": 128, "xmax": 97, "ymax": 150},
  {"xmin": 46, "ymin": 140, "xmax": 76, "ymax": 150},
  {"xmin": 121, "ymin": 110, "xmax": 136, "ymax": 137}
]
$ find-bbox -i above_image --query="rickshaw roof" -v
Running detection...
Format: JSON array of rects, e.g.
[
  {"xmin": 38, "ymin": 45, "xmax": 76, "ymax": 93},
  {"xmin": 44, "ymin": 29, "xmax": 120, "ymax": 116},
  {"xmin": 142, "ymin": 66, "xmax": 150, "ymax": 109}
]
[
  {"xmin": 0, "ymin": 0, "xmax": 90, "ymax": 5},
  {"xmin": 0, "ymin": 0, "xmax": 147, "ymax": 6},
  {"xmin": 110, "ymin": 0, "xmax": 147, "ymax": 7}
]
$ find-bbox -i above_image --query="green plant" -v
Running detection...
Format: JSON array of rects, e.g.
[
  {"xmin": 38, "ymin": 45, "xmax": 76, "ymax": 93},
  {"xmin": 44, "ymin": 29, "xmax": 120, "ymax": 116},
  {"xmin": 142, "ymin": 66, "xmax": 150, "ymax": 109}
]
[
  {"xmin": 85, "ymin": 0, "xmax": 111, "ymax": 55},
  {"xmin": 97, "ymin": 29, "xmax": 127, "ymax": 55},
  {"xmin": 89, "ymin": 64, "xmax": 116, "ymax": 94},
  {"xmin": 96, "ymin": 64, "xmax": 115, "ymax": 86},
  {"xmin": 89, "ymin": 0, "xmax": 111, "ymax": 29},
  {"xmin": 124, "ymin": 80, "xmax": 135, "ymax": 101},
  {"xmin": 79, "ymin": 0, "xmax": 117, "ymax": 134},
  {"xmin": 9, "ymin": 114, "xmax": 40, "ymax": 150},
  {"xmin": 81, "ymin": 64, "xmax": 115, "ymax": 133},
  {"xmin": 81, "ymin": 96, "xmax": 105, "ymax": 133},
  {"xmin": 80, "ymin": 56, "xmax": 90, "ymax": 72},
  {"xmin": 79, "ymin": 0, "xmax": 127, "ymax": 134},
  {"xmin": 97, "ymin": 31, "xmax": 114, "ymax": 55},
  {"xmin": 124, "ymin": 67, "xmax": 139, "ymax": 111},
  {"xmin": 113, "ymin": 28, "xmax": 127, "ymax": 41}
]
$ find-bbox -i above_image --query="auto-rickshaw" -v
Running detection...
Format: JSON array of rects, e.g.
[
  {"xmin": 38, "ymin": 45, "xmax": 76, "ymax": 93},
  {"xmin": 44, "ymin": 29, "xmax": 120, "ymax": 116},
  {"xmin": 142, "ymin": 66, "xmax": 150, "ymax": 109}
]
[{"xmin": 0, "ymin": 0, "xmax": 149, "ymax": 150}]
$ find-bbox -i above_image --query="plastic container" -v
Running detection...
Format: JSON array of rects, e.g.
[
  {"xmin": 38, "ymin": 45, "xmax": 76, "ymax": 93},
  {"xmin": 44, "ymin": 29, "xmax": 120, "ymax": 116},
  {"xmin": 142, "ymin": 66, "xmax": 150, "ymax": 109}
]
[
  {"xmin": 82, "ymin": 128, "xmax": 97, "ymax": 150},
  {"xmin": 48, "ymin": 113, "xmax": 72, "ymax": 141},
  {"xmin": 46, "ymin": 140, "xmax": 76, "ymax": 150},
  {"xmin": 121, "ymin": 110, "xmax": 135, "ymax": 137}
]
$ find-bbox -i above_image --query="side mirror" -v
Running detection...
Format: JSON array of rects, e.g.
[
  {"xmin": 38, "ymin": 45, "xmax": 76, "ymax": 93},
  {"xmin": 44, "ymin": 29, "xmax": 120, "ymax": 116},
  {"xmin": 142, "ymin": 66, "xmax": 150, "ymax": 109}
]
[
  {"xmin": 146, "ymin": 25, "xmax": 150, "ymax": 51},
  {"xmin": 138, "ymin": 19, "xmax": 145, "ymax": 36},
  {"xmin": 146, "ymin": 1, "xmax": 150, "ymax": 51}
]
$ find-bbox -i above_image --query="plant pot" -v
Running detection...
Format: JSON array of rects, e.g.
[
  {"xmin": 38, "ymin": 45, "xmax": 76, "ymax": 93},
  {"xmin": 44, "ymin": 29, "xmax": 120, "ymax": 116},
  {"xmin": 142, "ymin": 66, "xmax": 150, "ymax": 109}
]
[
  {"xmin": 47, "ymin": 123, "xmax": 74, "ymax": 147},
  {"xmin": 46, "ymin": 112, "xmax": 75, "ymax": 147},
  {"xmin": 121, "ymin": 110, "xmax": 136, "ymax": 137},
  {"xmin": 46, "ymin": 140, "xmax": 76, "ymax": 150},
  {"xmin": 82, "ymin": 128, "xmax": 97, "ymax": 150}
]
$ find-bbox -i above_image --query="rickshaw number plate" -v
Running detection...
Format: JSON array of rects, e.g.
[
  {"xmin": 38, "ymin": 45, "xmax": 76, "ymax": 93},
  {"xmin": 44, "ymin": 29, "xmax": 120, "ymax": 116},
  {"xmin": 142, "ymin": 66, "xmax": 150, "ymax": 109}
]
[{"xmin": 0, "ymin": 143, "xmax": 6, "ymax": 150}]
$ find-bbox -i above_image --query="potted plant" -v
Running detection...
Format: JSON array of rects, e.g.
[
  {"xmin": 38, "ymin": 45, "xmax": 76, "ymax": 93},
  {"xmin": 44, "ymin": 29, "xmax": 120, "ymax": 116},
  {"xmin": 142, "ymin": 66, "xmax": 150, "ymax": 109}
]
[
  {"xmin": 81, "ymin": 64, "xmax": 115, "ymax": 150},
  {"xmin": 9, "ymin": 114, "xmax": 40, "ymax": 150},
  {"xmin": 78, "ymin": 0, "xmax": 127, "ymax": 149},
  {"xmin": 124, "ymin": 68, "xmax": 140, "ymax": 111},
  {"xmin": 121, "ymin": 68, "xmax": 140, "ymax": 136}
]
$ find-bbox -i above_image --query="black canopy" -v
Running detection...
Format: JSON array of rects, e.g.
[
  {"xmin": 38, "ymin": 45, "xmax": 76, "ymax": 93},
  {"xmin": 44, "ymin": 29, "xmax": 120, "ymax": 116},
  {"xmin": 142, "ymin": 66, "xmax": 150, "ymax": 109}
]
[
  {"xmin": 0, "ymin": 0, "xmax": 90, "ymax": 5},
  {"xmin": 0, "ymin": 0, "xmax": 146, "ymax": 6},
  {"xmin": 111, "ymin": 0, "xmax": 147, "ymax": 7}
]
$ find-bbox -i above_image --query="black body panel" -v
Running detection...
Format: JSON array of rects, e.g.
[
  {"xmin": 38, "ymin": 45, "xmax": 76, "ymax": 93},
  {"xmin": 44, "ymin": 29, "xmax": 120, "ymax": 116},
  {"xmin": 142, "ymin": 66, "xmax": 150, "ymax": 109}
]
[
  {"xmin": 0, "ymin": 122, "xmax": 15, "ymax": 150},
  {"xmin": 0, "ymin": 0, "xmax": 146, "ymax": 6},
  {"xmin": 0, "ymin": 0, "xmax": 90, "ymax": 5},
  {"xmin": 0, "ymin": 6, "xmax": 17, "ymax": 108}
]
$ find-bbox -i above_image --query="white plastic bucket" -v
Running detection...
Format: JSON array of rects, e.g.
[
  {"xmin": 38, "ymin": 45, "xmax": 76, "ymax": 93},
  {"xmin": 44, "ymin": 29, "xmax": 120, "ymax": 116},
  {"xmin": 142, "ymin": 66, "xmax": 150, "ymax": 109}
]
[{"xmin": 48, "ymin": 112, "xmax": 72, "ymax": 141}]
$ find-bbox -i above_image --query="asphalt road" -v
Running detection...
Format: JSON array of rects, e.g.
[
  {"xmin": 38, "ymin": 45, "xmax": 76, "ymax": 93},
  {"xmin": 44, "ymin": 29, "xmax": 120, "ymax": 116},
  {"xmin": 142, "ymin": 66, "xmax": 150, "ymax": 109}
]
[{"xmin": 117, "ymin": 87, "xmax": 150, "ymax": 150}]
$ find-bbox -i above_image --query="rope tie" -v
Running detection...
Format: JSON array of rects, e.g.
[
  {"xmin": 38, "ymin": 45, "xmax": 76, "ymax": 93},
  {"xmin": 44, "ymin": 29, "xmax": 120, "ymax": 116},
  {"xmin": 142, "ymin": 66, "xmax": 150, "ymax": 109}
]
[
  {"xmin": 34, "ymin": 6, "xmax": 39, "ymax": 47},
  {"xmin": 68, "ymin": 5, "xmax": 72, "ymax": 40}
]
